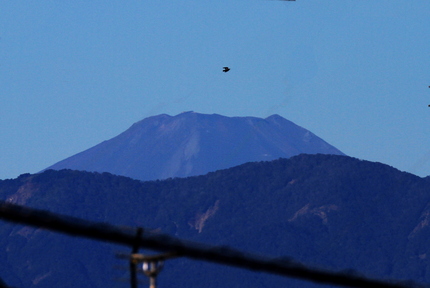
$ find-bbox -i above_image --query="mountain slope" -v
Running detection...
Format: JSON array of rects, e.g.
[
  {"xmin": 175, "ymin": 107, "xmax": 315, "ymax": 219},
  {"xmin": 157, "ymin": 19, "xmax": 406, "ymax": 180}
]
[
  {"xmin": 1, "ymin": 154, "xmax": 430, "ymax": 287},
  {"xmin": 45, "ymin": 112, "xmax": 344, "ymax": 181}
]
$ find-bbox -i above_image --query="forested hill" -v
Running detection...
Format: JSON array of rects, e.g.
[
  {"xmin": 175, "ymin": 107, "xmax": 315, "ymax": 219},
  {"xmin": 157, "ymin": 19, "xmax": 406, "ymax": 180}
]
[{"xmin": 1, "ymin": 154, "xmax": 430, "ymax": 288}]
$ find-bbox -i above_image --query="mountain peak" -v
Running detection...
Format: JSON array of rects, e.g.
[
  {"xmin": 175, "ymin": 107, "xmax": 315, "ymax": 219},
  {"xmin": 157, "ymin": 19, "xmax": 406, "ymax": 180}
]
[{"xmin": 45, "ymin": 112, "xmax": 344, "ymax": 181}]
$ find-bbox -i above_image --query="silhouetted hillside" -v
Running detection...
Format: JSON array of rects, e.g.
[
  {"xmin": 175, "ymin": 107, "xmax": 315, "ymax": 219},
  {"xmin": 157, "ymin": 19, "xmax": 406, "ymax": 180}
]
[
  {"xmin": 1, "ymin": 154, "xmax": 430, "ymax": 287},
  {"xmin": 45, "ymin": 112, "xmax": 344, "ymax": 181}
]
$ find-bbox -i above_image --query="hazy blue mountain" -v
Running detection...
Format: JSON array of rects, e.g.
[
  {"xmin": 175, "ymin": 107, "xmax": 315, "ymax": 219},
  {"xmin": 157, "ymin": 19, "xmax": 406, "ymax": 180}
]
[
  {"xmin": 45, "ymin": 112, "xmax": 344, "ymax": 181},
  {"xmin": 1, "ymin": 154, "xmax": 430, "ymax": 288}
]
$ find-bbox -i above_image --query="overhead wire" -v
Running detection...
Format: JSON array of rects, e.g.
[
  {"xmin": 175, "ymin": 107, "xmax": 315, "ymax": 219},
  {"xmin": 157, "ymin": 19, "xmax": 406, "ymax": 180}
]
[{"xmin": 0, "ymin": 201, "xmax": 424, "ymax": 288}]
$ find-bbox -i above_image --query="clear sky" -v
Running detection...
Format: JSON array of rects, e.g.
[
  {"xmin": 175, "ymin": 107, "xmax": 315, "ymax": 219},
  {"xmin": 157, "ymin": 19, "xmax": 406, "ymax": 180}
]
[{"xmin": 1, "ymin": 1, "xmax": 430, "ymax": 180}]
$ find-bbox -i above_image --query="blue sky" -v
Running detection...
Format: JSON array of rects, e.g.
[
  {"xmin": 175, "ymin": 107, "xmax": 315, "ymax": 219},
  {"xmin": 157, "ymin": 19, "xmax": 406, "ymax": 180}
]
[{"xmin": 1, "ymin": 0, "xmax": 430, "ymax": 180}]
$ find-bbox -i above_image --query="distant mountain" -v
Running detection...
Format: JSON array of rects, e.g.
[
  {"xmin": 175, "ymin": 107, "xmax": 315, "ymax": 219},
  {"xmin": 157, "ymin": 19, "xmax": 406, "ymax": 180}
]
[
  {"xmin": 1, "ymin": 154, "xmax": 430, "ymax": 288},
  {"xmin": 45, "ymin": 112, "xmax": 344, "ymax": 181}
]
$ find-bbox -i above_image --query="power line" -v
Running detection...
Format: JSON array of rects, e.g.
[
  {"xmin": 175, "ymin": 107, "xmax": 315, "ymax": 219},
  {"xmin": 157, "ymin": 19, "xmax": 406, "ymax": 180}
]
[{"xmin": 0, "ymin": 201, "xmax": 423, "ymax": 288}]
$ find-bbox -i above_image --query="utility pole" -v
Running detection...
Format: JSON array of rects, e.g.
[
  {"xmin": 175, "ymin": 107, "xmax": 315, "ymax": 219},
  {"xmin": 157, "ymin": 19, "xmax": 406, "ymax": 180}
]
[
  {"xmin": 142, "ymin": 260, "xmax": 163, "ymax": 288},
  {"xmin": 130, "ymin": 228, "xmax": 143, "ymax": 288},
  {"xmin": 130, "ymin": 252, "xmax": 179, "ymax": 288}
]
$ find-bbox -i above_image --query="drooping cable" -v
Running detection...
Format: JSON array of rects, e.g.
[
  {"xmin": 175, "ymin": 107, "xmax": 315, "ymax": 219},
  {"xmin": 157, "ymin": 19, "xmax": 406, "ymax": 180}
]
[{"xmin": 0, "ymin": 201, "xmax": 423, "ymax": 288}]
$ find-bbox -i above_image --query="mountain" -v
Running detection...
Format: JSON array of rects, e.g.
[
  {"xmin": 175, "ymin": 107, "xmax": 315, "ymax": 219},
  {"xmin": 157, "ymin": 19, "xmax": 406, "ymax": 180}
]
[
  {"xmin": 45, "ymin": 112, "xmax": 344, "ymax": 181},
  {"xmin": 1, "ymin": 154, "xmax": 430, "ymax": 288}
]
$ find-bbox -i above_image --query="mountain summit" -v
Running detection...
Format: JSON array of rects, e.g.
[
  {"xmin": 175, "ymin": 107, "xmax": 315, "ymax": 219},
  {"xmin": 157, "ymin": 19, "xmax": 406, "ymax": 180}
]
[{"xmin": 46, "ymin": 112, "xmax": 344, "ymax": 181}]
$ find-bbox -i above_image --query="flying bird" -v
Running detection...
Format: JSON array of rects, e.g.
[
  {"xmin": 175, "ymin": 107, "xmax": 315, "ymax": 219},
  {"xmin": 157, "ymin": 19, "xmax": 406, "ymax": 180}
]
[{"xmin": 223, "ymin": 67, "xmax": 230, "ymax": 73}]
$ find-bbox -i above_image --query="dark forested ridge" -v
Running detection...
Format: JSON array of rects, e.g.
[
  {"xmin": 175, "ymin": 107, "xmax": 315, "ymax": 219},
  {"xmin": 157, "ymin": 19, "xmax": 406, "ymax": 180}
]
[{"xmin": 1, "ymin": 154, "xmax": 430, "ymax": 288}]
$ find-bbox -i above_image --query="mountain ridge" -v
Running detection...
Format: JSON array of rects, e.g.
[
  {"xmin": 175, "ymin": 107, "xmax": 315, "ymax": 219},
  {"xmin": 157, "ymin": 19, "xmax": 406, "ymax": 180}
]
[
  {"xmin": 45, "ymin": 112, "xmax": 344, "ymax": 181},
  {"xmin": 2, "ymin": 154, "xmax": 430, "ymax": 287}
]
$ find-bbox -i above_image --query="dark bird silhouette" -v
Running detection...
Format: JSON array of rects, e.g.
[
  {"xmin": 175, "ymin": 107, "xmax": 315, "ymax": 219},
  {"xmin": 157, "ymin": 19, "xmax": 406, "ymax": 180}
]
[{"xmin": 223, "ymin": 67, "xmax": 230, "ymax": 73}]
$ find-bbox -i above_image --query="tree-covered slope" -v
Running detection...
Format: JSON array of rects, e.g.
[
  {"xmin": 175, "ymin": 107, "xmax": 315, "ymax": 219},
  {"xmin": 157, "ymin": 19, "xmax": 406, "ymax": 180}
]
[{"xmin": 1, "ymin": 154, "xmax": 429, "ymax": 287}]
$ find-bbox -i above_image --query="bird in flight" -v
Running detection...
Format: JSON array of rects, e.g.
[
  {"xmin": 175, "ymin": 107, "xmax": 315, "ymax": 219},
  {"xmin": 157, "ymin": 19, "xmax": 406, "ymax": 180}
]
[{"xmin": 223, "ymin": 67, "xmax": 230, "ymax": 73}]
